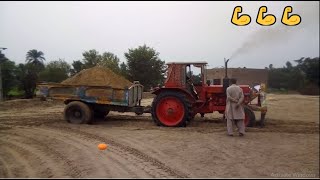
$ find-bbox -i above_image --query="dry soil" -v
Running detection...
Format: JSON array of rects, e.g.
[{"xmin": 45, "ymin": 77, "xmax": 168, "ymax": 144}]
[{"xmin": 0, "ymin": 94, "xmax": 319, "ymax": 178}]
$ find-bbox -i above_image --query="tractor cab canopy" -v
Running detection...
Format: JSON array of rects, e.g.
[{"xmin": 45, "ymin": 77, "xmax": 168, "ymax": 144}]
[{"xmin": 165, "ymin": 61, "xmax": 208, "ymax": 88}]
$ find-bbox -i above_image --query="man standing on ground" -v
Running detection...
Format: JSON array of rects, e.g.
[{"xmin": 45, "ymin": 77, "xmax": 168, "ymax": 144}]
[{"xmin": 225, "ymin": 78, "xmax": 245, "ymax": 136}]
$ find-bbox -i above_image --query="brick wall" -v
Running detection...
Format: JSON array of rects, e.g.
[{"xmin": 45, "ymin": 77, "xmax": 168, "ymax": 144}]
[{"xmin": 206, "ymin": 68, "xmax": 268, "ymax": 86}]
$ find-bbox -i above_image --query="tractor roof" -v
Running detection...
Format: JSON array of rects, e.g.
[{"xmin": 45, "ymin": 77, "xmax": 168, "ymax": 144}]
[{"xmin": 166, "ymin": 61, "xmax": 208, "ymax": 65}]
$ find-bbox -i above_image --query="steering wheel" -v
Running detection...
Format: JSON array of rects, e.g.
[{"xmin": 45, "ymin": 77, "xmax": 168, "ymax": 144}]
[{"xmin": 187, "ymin": 76, "xmax": 199, "ymax": 99}]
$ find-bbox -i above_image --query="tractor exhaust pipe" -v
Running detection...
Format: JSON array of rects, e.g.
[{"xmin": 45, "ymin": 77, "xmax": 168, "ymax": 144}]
[
  {"xmin": 223, "ymin": 58, "xmax": 230, "ymax": 94},
  {"xmin": 224, "ymin": 58, "xmax": 229, "ymax": 78}
]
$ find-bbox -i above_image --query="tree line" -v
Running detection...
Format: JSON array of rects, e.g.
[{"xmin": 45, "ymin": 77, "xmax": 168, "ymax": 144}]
[
  {"xmin": 267, "ymin": 57, "xmax": 319, "ymax": 95},
  {"xmin": 0, "ymin": 45, "xmax": 319, "ymax": 99},
  {"xmin": 0, "ymin": 44, "xmax": 166, "ymax": 99}
]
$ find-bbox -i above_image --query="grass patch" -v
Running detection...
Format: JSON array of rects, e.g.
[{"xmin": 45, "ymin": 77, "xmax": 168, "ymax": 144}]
[{"xmin": 7, "ymin": 87, "xmax": 24, "ymax": 97}]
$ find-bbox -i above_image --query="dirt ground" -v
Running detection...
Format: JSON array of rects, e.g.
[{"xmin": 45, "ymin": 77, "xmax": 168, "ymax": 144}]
[{"xmin": 0, "ymin": 94, "xmax": 319, "ymax": 178}]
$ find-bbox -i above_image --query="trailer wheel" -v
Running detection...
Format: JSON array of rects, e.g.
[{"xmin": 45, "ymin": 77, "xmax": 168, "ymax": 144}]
[
  {"xmin": 244, "ymin": 106, "xmax": 256, "ymax": 127},
  {"xmin": 64, "ymin": 101, "xmax": 93, "ymax": 124},
  {"xmin": 151, "ymin": 91, "xmax": 192, "ymax": 127}
]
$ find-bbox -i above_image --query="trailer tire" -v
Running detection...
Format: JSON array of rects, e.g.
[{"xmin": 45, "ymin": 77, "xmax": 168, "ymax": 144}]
[{"xmin": 64, "ymin": 101, "xmax": 93, "ymax": 124}]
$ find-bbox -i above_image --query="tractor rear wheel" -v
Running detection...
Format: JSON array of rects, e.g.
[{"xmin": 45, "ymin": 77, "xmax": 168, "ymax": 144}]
[
  {"xmin": 244, "ymin": 106, "xmax": 256, "ymax": 127},
  {"xmin": 151, "ymin": 91, "xmax": 192, "ymax": 127},
  {"xmin": 64, "ymin": 101, "xmax": 93, "ymax": 124}
]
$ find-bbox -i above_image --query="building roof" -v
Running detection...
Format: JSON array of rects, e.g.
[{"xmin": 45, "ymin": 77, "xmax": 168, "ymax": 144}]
[
  {"xmin": 166, "ymin": 61, "xmax": 208, "ymax": 65},
  {"xmin": 209, "ymin": 67, "xmax": 268, "ymax": 71}
]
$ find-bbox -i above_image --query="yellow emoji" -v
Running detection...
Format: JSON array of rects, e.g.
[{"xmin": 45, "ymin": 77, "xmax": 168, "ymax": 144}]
[
  {"xmin": 282, "ymin": 6, "xmax": 301, "ymax": 26},
  {"xmin": 256, "ymin": 6, "xmax": 276, "ymax": 26},
  {"xmin": 231, "ymin": 6, "xmax": 251, "ymax": 26}
]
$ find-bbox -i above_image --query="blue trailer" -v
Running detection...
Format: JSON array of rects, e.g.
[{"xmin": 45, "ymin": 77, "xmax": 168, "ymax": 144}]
[{"xmin": 37, "ymin": 81, "xmax": 147, "ymax": 124}]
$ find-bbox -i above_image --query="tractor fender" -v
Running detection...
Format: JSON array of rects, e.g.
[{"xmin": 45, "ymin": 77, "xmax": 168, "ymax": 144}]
[{"xmin": 152, "ymin": 88, "xmax": 196, "ymax": 102}]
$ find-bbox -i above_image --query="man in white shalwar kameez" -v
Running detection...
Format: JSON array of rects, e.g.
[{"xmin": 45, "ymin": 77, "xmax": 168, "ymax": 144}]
[{"xmin": 225, "ymin": 78, "xmax": 245, "ymax": 136}]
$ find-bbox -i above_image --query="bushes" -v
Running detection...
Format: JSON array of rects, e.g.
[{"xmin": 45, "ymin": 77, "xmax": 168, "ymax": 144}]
[
  {"xmin": 267, "ymin": 57, "xmax": 319, "ymax": 95},
  {"xmin": 299, "ymin": 84, "xmax": 320, "ymax": 95}
]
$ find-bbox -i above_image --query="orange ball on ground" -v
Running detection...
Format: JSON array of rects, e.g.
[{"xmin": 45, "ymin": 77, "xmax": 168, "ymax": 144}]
[{"xmin": 98, "ymin": 143, "xmax": 108, "ymax": 150}]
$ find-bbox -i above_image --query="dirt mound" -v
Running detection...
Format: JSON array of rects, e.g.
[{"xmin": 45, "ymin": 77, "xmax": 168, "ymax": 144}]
[{"xmin": 61, "ymin": 66, "xmax": 132, "ymax": 89}]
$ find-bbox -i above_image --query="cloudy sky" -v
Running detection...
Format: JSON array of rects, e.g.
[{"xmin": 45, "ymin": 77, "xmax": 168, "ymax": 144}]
[{"xmin": 0, "ymin": 1, "xmax": 319, "ymax": 69}]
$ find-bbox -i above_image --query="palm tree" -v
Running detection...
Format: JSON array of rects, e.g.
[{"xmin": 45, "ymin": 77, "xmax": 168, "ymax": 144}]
[{"xmin": 26, "ymin": 49, "xmax": 46, "ymax": 66}]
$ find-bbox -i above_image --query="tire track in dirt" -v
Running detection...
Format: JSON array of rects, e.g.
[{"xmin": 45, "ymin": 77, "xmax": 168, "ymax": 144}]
[
  {"xmin": 245, "ymin": 119, "xmax": 319, "ymax": 134},
  {"xmin": 0, "ymin": 131, "xmax": 83, "ymax": 178},
  {"xmin": 0, "ymin": 144, "xmax": 38, "ymax": 178},
  {"xmin": 0, "ymin": 139, "xmax": 56, "ymax": 178},
  {"xmin": 112, "ymin": 133, "xmax": 168, "ymax": 161},
  {"xmin": 0, "ymin": 155, "xmax": 13, "ymax": 178},
  {"xmin": 20, "ymin": 127, "xmax": 143, "ymax": 178},
  {"xmin": 45, "ymin": 124, "xmax": 189, "ymax": 178},
  {"xmin": 1, "ymin": 112, "xmax": 318, "ymax": 135}
]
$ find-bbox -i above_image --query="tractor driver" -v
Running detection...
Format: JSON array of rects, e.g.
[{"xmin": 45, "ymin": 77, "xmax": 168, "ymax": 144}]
[{"xmin": 186, "ymin": 72, "xmax": 199, "ymax": 99}]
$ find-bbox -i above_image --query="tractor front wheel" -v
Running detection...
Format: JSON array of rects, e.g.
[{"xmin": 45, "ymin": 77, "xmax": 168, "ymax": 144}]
[{"xmin": 151, "ymin": 92, "xmax": 192, "ymax": 127}]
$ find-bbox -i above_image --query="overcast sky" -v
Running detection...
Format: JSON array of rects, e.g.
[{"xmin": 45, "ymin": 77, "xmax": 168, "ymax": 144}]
[{"xmin": 0, "ymin": 1, "xmax": 319, "ymax": 69}]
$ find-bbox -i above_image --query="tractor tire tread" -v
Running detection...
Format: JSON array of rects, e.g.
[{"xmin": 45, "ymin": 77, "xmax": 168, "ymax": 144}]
[
  {"xmin": 151, "ymin": 91, "xmax": 192, "ymax": 127},
  {"xmin": 244, "ymin": 106, "xmax": 256, "ymax": 127}
]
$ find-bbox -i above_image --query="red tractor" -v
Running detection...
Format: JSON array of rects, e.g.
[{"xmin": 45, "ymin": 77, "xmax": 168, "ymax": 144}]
[{"xmin": 151, "ymin": 61, "xmax": 256, "ymax": 127}]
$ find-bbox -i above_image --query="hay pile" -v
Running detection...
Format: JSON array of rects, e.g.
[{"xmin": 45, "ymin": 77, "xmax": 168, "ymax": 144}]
[{"xmin": 61, "ymin": 66, "xmax": 132, "ymax": 89}]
